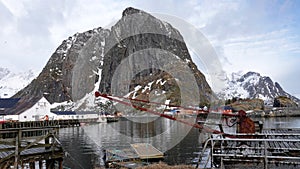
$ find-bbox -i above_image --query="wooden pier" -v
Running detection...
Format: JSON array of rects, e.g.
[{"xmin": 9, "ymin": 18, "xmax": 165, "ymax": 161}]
[
  {"xmin": 0, "ymin": 120, "xmax": 82, "ymax": 169},
  {"xmin": 196, "ymin": 128, "xmax": 300, "ymax": 169},
  {"xmin": 0, "ymin": 120, "xmax": 81, "ymax": 130},
  {"xmin": 0, "ymin": 127, "xmax": 63, "ymax": 168}
]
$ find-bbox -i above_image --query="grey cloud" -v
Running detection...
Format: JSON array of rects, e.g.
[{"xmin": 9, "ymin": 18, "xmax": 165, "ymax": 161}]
[{"xmin": 16, "ymin": 1, "xmax": 68, "ymax": 37}]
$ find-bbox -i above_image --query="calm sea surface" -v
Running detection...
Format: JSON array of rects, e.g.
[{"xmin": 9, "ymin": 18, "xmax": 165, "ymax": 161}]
[{"xmin": 58, "ymin": 116, "xmax": 300, "ymax": 169}]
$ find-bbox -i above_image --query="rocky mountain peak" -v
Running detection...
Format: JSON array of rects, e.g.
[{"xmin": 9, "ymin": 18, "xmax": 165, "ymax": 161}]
[
  {"xmin": 237, "ymin": 71, "xmax": 260, "ymax": 83},
  {"xmin": 244, "ymin": 71, "xmax": 260, "ymax": 77},
  {"xmin": 100, "ymin": 7, "xmax": 213, "ymax": 106},
  {"xmin": 218, "ymin": 71, "xmax": 300, "ymax": 105},
  {"xmin": 122, "ymin": 7, "xmax": 143, "ymax": 17}
]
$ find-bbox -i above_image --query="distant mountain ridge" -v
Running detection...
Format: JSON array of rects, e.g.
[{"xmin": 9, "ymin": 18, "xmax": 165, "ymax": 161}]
[
  {"xmin": 0, "ymin": 67, "xmax": 37, "ymax": 98},
  {"xmin": 218, "ymin": 71, "xmax": 300, "ymax": 105}
]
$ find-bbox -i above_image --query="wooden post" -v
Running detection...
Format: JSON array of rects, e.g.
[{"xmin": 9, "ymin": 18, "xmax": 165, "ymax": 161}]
[
  {"xmin": 264, "ymin": 140, "xmax": 268, "ymax": 169},
  {"xmin": 29, "ymin": 161, "xmax": 35, "ymax": 169},
  {"xmin": 21, "ymin": 161, "xmax": 24, "ymax": 169},
  {"xmin": 58, "ymin": 158, "xmax": 63, "ymax": 169},
  {"xmin": 14, "ymin": 129, "xmax": 21, "ymax": 168},
  {"xmin": 39, "ymin": 161, "xmax": 43, "ymax": 169},
  {"xmin": 56, "ymin": 127, "xmax": 59, "ymax": 136},
  {"xmin": 46, "ymin": 159, "xmax": 54, "ymax": 169},
  {"xmin": 45, "ymin": 135, "xmax": 50, "ymax": 150}
]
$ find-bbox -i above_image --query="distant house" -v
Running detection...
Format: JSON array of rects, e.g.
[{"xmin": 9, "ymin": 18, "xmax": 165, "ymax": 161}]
[
  {"xmin": 16, "ymin": 97, "xmax": 57, "ymax": 122},
  {"xmin": 51, "ymin": 111, "xmax": 76, "ymax": 120},
  {"xmin": 52, "ymin": 111, "xmax": 98, "ymax": 120},
  {"xmin": 223, "ymin": 105, "xmax": 233, "ymax": 113},
  {"xmin": 0, "ymin": 98, "xmax": 20, "ymax": 122}
]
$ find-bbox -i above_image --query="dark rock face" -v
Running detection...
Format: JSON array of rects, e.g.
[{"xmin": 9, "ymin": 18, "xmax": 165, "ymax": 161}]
[
  {"xmin": 9, "ymin": 7, "xmax": 214, "ymax": 113},
  {"xmin": 9, "ymin": 28, "xmax": 108, "ymax": 114},
  {"xmin": 19, "ymin": 28, "xmax": 108, "ymax": 102}
]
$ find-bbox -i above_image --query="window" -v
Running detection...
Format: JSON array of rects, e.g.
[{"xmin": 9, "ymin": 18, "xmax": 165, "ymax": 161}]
[{"xmin": 24, "ymin": 116, "xmax": 27, "ymax": 118}]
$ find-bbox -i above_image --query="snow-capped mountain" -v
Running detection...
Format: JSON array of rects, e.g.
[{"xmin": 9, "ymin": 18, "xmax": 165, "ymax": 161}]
[
  {"xmin": 6, "ymin": 7, "xmax": 213, "ymax": 114},
  {"xmin": 218, "ymin": 71, "xmax": 300, "ymax": 105},
  {"xmin": 0, "ymin": 67, "xmax": 37, "ymax": 98}
]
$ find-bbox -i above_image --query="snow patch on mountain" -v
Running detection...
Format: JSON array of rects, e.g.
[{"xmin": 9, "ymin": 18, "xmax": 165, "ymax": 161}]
[{"xmin": 50, "ymin": 67, "xmax": 110, "ymax": 111}]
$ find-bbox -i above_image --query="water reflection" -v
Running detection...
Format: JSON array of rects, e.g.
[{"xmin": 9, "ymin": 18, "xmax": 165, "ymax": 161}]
[
  {"xmin": 59, "ymin": 116, "xmax": 300, "ymax": 168},
  {"xmin": 59, "ymin": 127, "xmax": 102, "ymax": 169},
  {"xmin": 254, "ymin": 116, "xmax": 300, "ymax": 129},
  {"xmin": 82, "ymin": 117, "xmax": 194, "ymax": 153}
]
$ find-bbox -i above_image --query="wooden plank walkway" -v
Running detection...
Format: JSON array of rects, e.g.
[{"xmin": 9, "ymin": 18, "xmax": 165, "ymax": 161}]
[
  {"xmin": 105, "ymin": 146, "xmax": 140, "ymax": 162},
  {"xmin": 131, "ymin": 143, "xmax": 164, "ymax": 159},
  {"xmin": 104, "ymin": 143, "xmax": 164, "ymax": 168}
]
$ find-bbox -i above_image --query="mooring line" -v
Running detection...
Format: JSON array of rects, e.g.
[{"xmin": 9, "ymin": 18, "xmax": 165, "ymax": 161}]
[{"xmin": 95, "ymin": 91, "xmax": 237, "ymax": 138}]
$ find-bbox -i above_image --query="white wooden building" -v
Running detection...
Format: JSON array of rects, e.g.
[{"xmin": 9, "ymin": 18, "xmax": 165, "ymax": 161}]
[
  {"xmin": 18, "ymin": 97, "xmax": 57, "ymax": 122},
  {"xmin": 2, "ymin": 97, "xmax": 99, "ymax": 122}
]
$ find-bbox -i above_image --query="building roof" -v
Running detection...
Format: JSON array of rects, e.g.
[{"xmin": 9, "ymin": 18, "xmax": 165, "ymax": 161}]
[
  {"xmin": 75, "ymin": 111, "xmax": 99, "ymax": 115},
  {"xmin": 4, "ymin": 96, "xmax": 52, "ymax": 115},
  {"xmin": 51, "ymin": 111, "xmax": 76, "ymax": 115},
  {"xmin": 0, "ymin": 98, "xmax": 21, "ymax": 108},
  {"xmin": 51, "ymin": 111, "xmax": 99, "ymax": 115},
  {"xmin": 223, "ymin": 105, "xmax": 233, "ymax": 110}
]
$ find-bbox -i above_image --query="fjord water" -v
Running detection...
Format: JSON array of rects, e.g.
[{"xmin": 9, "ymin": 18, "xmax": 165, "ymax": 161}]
[{"xmin": 59, "ymin": 116, "xmax": 300, "ymax": 169}]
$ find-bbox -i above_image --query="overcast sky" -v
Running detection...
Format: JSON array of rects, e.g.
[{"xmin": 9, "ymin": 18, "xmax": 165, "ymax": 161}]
[{"xmin": 0, "ymin": 0, "xmax": 299, "ymax": 98}]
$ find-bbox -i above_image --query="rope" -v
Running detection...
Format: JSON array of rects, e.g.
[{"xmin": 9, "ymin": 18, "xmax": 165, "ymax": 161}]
[{"xmin": 95, "ymin": 91, "xmax": 237, "ymax": 138}]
